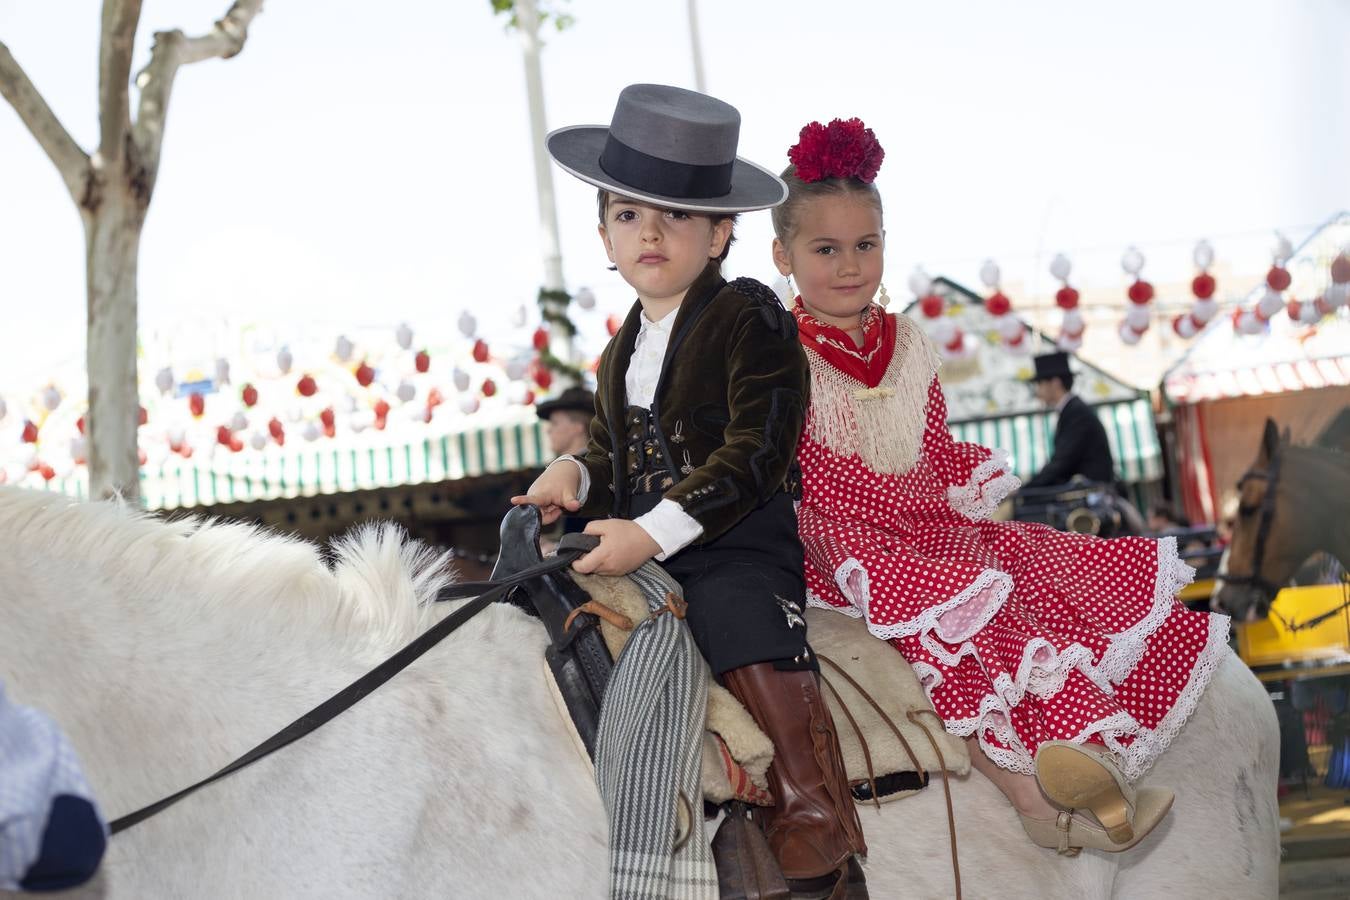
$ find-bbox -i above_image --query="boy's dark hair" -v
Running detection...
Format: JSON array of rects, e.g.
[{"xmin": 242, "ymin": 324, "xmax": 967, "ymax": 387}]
[
  {"xmin": 770, "ymin": 166, "xmax": 883, "ymax": 244},
  {"xmin": 597, "ymin": 189, "xmax": 738, "ymax": 265},
  {"xmin": 1055, "ymin": 373, "xmax": 1076, "ymax": 393}
]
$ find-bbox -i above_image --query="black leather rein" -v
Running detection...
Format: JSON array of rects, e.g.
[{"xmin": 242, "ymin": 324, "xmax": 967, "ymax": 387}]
[{"xmin": 108, "ymin": 532, "xmax": 598, "ymax": 835}]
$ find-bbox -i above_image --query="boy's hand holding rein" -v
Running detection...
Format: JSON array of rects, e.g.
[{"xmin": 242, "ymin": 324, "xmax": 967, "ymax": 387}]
[
  {"xmin": 511, "ymin": 462, "xmax": 581, "ymax": 525},
  {"xmin": 572, "ymin": 519, "xmax": 662, "ymax": 576}
]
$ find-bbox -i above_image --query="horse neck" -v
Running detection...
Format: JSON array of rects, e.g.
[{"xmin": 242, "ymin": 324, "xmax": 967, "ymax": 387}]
[{"xmin": 1285, "ymin": 447, "xmax": 1350, "ymax": 569}]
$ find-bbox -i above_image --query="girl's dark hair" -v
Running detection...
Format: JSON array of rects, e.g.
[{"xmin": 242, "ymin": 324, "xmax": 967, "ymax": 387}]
[
  {"xmin": 770, "ymin": 166, "xmax": 883, "ymax": 244},
  {"xmin": 597, "ymin": 189, "xmax": 738, "ymax": 264}
]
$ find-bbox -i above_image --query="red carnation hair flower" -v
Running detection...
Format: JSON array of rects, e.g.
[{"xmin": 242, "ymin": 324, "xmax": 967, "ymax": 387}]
[{"xmin": 788, "ymin": 118, "xmax": 885, "ymax": 184}]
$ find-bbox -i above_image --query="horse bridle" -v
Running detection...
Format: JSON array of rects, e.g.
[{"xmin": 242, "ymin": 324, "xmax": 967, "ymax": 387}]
[
  {"xmin": 108, "ymin": 531, "xmax": 599, "ymax": 835},
  {"xmin": 1221, "ymin": 443, "xmax": 1285, "ymax": 600}
]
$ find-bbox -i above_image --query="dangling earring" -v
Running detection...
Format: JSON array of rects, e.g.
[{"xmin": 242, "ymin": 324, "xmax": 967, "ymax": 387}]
[
  {"xmin": 786, "ymin": 274, "xmax": 796, "ymax": 298},
  {"xmin": 877, "ymin": 283, "xmax": 891, "ymax": 308}
]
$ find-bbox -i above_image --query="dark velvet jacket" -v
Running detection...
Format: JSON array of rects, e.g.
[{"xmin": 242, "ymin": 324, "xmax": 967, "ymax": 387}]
[
  {"xmin": 576, "ymin": 263, "xmax": 808, "ymax": 545},
  {"xmin": 1024, "ymin": 394, "xmax": 1118, "ymax": 488}
]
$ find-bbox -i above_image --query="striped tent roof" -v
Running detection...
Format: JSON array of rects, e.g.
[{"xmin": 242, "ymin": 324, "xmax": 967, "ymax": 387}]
[{"xmin": 908, "ymin": 279, "xmax": 1163, "ymax": 484}]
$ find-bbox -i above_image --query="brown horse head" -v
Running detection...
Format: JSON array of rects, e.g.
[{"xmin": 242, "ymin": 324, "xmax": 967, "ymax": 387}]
[{"xmin": 1215, "ymin": 417, "xmax": 1350, "ymax": 621}]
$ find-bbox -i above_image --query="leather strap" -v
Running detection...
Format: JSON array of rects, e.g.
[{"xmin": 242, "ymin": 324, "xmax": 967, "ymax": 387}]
[{"xmin": 109, "ymin": 534, "xmax": 599, "ymax": 834}]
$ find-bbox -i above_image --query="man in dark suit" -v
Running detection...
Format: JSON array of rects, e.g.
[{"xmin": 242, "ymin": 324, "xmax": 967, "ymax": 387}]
[
  {"xmin": 535, "ymin": 386, "xmax": 596, "ymax": 536},
  {"xmin": 1023, "ymin": 351, "xmax": 1118, "ymax": 489}
]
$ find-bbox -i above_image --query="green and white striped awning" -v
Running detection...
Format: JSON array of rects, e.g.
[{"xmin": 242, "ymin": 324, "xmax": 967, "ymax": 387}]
[
  {"xmin": 48, "ymin": 412, "xmax": 549, "ymax": 511},
  {"xmin": 948, "ymin": 397, "xmax": 1162, "ymax": 484}
]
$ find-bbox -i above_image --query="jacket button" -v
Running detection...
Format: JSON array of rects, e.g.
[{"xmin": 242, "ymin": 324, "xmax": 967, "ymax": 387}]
[{"xmin": 607, "ymin": 483, "xmax": 614, "ymax": 491}]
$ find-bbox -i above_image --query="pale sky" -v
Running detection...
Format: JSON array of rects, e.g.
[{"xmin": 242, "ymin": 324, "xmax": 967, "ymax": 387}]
[{"xmin": 2, "ymin": 0, "xmax": 1348, "ymax": 389}]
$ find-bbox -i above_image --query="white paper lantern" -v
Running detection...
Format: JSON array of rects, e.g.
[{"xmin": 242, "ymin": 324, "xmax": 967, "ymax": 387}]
[
  {"xmin": 286, "ymin": 404, "xmax": 303, "ymax": 423},
  {"xmin": 574, "ymin": 286, "xmax": 597, "ymax": 310},
  {"xmin": 277, "ymin": 346, "xmax": 294, "ymax": 375},
  {"xmin": 907, "ymin": 267, "xmax": 932, "ymax": 297},
  {"xmin": 459, "ymin": 396, "xmax": 481, "ymax": 415},
  {"xmin": 1173, "ymin": 315, "xmax": 1198, "ymax": 339},
  {"xmin": 1326, "ymin": 282, "xmax": 1349, "ymax": 308},
  {"xmin": 979, "ymin": 260, "xmax": 1001, "ymax": 289},
  {"xmin": 1118, "ymin": 321, "xmax": 1143, "ymax": 345},
  {"xmin": 302, "ymin": 421, "xmax": 321, "ymax": 442},
  {"xmin": 396, "ymin": 380, "xmax": 416, "ymax": 404},
  {"xmin": 1049, "ymin": 253, "xmax": 1072, "ymax": 282},
  {"xmin": 997, "ymin": 316, "xmax": 1023, "ymax": 341},
  {"xmin": 1272, "ymin": 233, "xmax": 1294, "ymax": 265},
  {"xmin": 229, "ymin": 411, "xmax": 248, "ymax": 433},
  {"xmin": 1061, "ymin": 309, "xmax": 1085, "ymax": 336},
  {"xmin": 1256, "ymin": 288, "xmax": 1284, "ymax": 318},
  {"xmin": 1238, "ymin": 310, "xmax": 1264, "ymax": 335},
  {"xmin": 1298, "ymin": 301, "xmax": 1321, "ymax": 324},
  {"xmin": 505, "ymin": 359, "xmax": 529, "ymax": 381},
  {"xmin": 167, "ymin": 426, "xmax": 186, "ymax": 449},
  {"xmin": 931, "ymin": 319, "xmax": 957, "ymax": 346},
  {"xmin": 510, "ymin": 305, "xmax": 528, "ymax": 328},
  {"xmin": 69, "ymin": 437, "xmax": 86, "ymax": 461},
  {"xmin": 215, "ymin": 357, "xmax": 231, "ymax": 385},
  {"xmin": 41, "ymin": 387, "xmax": 61, "ymax": 411},
  {"xmin": 395, "ymin": 322, "xmax": 414, "ymax": 350},
  {"xmin": 1192, "ymin": 240, "xmax": 1215, "ymax": 270},
  {"xmin": 1121, "ymin": 246, "xmax": 1146, "ymax": 276},
  {"xmin": 458, "ymin": 311, "xmax": 477, "ymax": 338},
  {"xmin": 452, "ymin": 368, "xmax": 471, "ymax": 392},
  {"xmin": 249, "ymin": 431, "xmax": 268, "ymax": 450},
  {"xmin": 334, "ymin": 335, "xmax": 355, "ymax": 363},
  {"xmin": 1125, "ymin": 304, "xmax": 1152, "ymax": 332},
  {"xmin": 155, "ymin": 367, "xmax": 175, "ymax": 395},
  {"xmin": 1191, "ymin": 298, "xmax": 1218, "ymax": 324}
]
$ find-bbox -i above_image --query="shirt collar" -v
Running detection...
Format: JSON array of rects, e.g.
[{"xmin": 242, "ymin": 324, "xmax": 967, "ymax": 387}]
[
  {"xmin": 1055, "ymin": 392, "xmax": 1075, "ymax": 414},
  {"xmin": 639, "ymin": 307, "xmax": 678, "ymax": 334}
]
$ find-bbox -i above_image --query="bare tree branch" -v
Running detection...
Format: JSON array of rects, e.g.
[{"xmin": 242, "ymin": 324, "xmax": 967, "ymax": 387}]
[
  {"xmin": 98, "ymin": 0, "xmax": 142, "ymax": 166},
  {"xmin": 0, "ymin": 42, "xmax": 91, "ymax": 206},
  {"xmin": 133, "ymin": 0, "xmax": 264, "ymax": 184}
]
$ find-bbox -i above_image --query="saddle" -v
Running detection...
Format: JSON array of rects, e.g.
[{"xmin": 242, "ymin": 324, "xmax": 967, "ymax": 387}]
[{"xmin": 495, "ymin": 506, "xmax": 969, "ymax": 803}]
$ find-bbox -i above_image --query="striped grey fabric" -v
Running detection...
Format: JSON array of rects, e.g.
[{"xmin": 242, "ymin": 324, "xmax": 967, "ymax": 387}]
[{"xmin": 594, "ymin": 563, "xmax": 718, "ymax": 900}]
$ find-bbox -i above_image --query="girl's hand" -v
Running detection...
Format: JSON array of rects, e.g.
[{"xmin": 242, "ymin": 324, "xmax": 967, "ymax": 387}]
[
  {"xmin": 572, "ymin": 519, "xmax": 662, "ymax": 576},
  {"xmin": 511, "ymin": 462, "xmax": 582, "ymax": 525}
]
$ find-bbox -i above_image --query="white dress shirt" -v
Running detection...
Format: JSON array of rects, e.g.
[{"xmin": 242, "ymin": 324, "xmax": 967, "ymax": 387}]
[{"xmin": 552, "ymin": 306, "xmax": 703, "ymax": 560}]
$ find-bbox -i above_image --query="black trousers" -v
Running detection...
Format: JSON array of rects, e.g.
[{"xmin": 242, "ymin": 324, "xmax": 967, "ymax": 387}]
[{"xmin": 627, "ymin": 491, "xmax": 814, "ymax": 675}]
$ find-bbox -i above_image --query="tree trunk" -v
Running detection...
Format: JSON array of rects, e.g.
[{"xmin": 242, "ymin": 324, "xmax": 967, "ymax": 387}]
[{"xmin": 85, "ymin": 195, "xmax": 143, "ymax": 501}]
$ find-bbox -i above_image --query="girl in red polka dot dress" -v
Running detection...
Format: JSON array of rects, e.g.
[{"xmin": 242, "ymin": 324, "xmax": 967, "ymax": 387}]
[{"xmin": 771, "ymin": 118, "xmax": 1231, "ymax": 855}]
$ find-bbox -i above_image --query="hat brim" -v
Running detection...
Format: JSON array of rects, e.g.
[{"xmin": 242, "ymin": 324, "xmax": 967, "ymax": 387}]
[
  {"xmin": 547, "ymin": 125, "xmax": 787, "ymax": 213},
  {"xmin": 535, "ymin": 398, "xmax": 595, "ymax": 420}
]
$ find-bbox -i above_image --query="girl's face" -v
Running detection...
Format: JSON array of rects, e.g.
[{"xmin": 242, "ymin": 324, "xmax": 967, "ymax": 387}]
[
  {"xmin": 772, "ymin": 193, "xmax": 884, "ymax": 329},
  {"xmin": 599, "ymin": 196, "xmax": 732, "ymax": 306}
]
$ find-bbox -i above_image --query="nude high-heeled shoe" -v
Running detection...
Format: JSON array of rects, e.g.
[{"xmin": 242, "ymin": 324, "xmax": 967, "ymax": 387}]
[
  {"xmin": 1019, "ymin": 788, "xmax": 1174, "ymax": 856},
  {"xmin": 1034, "ymin": 741, "xmax": 1169, "ymax": 844}
]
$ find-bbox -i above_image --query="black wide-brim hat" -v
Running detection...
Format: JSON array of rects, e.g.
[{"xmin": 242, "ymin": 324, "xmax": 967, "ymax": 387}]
[
  {"xmin": 547, "ymin": 84, "xmax": 787, "ymax": 214},
  {"xmin": 535, "ymin": 386, "xmax": 595, "ymax": 420},
  {"xmin": 1026, "ymin": 351, "xmax": 1075, "ymax": 382}
]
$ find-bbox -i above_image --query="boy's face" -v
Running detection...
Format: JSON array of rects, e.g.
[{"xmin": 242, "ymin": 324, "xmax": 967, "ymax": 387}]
[
  {"xmin": 598, "ymin": 196, "xmax": 732, "ymax": 305},
  {"xmin": 772, "ymin": 193, "xmax": 883, "ymax": 330}
]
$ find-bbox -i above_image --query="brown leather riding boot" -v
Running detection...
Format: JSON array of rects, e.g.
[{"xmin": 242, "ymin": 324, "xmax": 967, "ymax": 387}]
[{"xmin": 722, "ymin": 663, "xmax": 867, "ymax": 894}]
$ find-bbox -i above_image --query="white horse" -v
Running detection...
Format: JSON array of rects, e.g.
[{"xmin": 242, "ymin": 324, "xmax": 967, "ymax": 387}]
[{"xmin": 0, "ymin": 486, "xmax": 1279, "ymax": 899}]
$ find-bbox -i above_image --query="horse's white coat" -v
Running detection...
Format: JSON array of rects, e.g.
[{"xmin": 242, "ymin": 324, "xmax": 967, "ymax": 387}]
[{"xmin": 0, "ymin": 487, "xmax": 1279, "ymax": 899}]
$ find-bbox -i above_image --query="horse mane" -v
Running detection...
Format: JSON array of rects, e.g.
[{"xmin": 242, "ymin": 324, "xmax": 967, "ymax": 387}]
[{"xmin": 0, "ymin": 486, "xmax": 457, "ymax": 652}]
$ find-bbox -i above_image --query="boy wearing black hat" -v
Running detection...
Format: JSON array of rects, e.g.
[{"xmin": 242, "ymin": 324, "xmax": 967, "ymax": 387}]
[
  {"xmin": 1024, "ymin": 351, "xmax": 1118, "ymax": 489},
  {"xmin": 513, "ymin": 84, "xmax": 866, "ymax": 895},
  {"xmin": 535, "ymin": 386, "xmax": 595, "ymax": 536}
]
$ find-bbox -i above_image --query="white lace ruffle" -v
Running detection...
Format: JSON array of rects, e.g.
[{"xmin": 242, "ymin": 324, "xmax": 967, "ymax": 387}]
[
  {"xmin": 805, "ymin": 587, "xmax": 864, "ymax": 618},
  {"xmin": 946, "ymin": 450, "xmax": 1022, "ymax": 521},
  {"xmin": 1105, "ymin": 612, "xmax": 1233, "ymax": 780},
  {"xmin": 865, "ymin": 566, "xmax": 1013, "ymax": 643},
  {"xmin": 1090, "ymin": 537, "xmax": 1196, "ymax": 687}
]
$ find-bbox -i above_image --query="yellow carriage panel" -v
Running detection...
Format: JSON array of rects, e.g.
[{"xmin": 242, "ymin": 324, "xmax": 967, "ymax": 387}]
[{"xmin": 1235, "ymin": 585, "xmax": 1350, "ymax": 670}]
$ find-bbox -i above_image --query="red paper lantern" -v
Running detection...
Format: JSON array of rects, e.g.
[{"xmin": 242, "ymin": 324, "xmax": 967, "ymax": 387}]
[
  {"xmin": 606, "ymin": 314, "xmax": 622, "ymax": 337},
  {"xmin": 138, "ymin": 405, "xmax": 148, "ymax": 427},
  {"xmin": 414, "ymin": 350, "xmax": 431, "ymax": 373},
  {"xmin": 137, "ymin": 448, "xmax": 147, "ymax": 466},
  {"xmin": 944, "ymin": 331, "xmax": 964, "ymax": 353},
  {"xmin": 1331, "ymin": 254, "xmax": 1350, "ymax": 284},
  {"xmin": 1191, "ymin": 273, "xmax": 1216, "ymax": 299},
  {"xmin": 1127, "ymin": 280, "xmax": 1155, "ymax": 304},
  {"xmin": 1286, "ymin": 299, "xmax": 1302, "ymax": 321},
  {"xmin": 374, "ymin": 399, "xmax": 391, "ymax": 419},
  {"xmin": 522, "ymin": 389, "xmax": 536, "ymax": 406},
  {"xmin": 426, "ymin": 387, "xmax": 444, "ymax": 409},
  {"xmin": 39, "ymin": 464, "xmax": 56, "ymax": 482},
  {"xmin": 532, "ymin": 327, "xmax": 550, "ymax": 351},
  {"xmin": 355, "ymin": 363, "xmax": 375, "ymax": 387},
  {"xmin": 20, "ymin": 420, "xmax": 38, "ymax": 443},
  {"xmin": 1266, "ymin": 266, "xmax": 1292, "ymax": 292},
  {"xmin": 229, "ymin": 437, "xmax": 244, "ymax": 453},
  {"xmin": 319, "ymin": 407, "xmax": 335, "ymax": 429},
  {"xmin": 919, "ymin": 294, "xmax": 944, "ymax": 318},
  {"xmin": 482, "ymin": 378, "xmax": 497, "ymax": 398},
  {"xmin": 181, "ymin": 444, "xmax": 196, "ymax": 458},
  {"xmin": 322, "ymin": 422, "xmax": 336, "ymax": 439},
  {"xmin": 268, "ymin": 417, "xmax": 285, "ymax": 439},
  {"xmin": 1055, "ymin": 286, "xmax": 1080, "ymax": 310},
  {"xmin": 472, "ymin": 339, "xmax": 490, "ymax": 363},
  {"xmin": 241, "ymin": 383, "xmax": 258, "ymax": 407},
  {"xmin": 534, "ymin": 367, "xmax": 553, "ymax": 390},
  {"xmin": 985, "ymin": 292, "xmax": 1011, "ymax": 317},
  {"xmin": 373, "ymin": 414, "xmax": 387, "ymax": 431},
  {"xmin": 76, "ymin": 416, "xmax": 85, "ymax": 435},
  {"xmin": 217, "ymin": 425, "xmax": 233, "ymax": 446},
  {"xmin": 297, "ymin": 374, "xmax": 317, "ymax": 397},
  {"xmin": 188, "ymin": 393, "xmax": 205, "ymax": 418}
]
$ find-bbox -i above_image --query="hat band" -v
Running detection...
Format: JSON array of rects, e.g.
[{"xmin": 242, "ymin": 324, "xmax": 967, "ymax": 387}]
[{"xmin": 599, "ymin": 135, "xmax": 733, "ymax": 200}]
